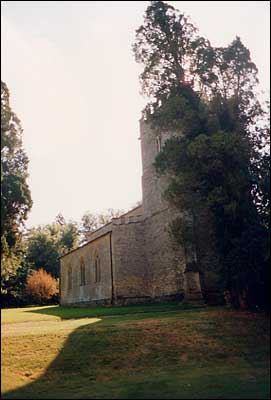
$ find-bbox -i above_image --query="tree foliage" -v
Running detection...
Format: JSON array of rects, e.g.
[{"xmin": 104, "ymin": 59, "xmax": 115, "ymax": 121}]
[
  {"xmin": 80, "ymin": 208, "xmax": 124, "ymax": 241},
  {"xmin": 1, "ymin": 81, "xmax": 32, "ymax": 253},
  {"xmin": 133, "ymin": 1, "xmax": 211, "ymax": 119},
  {"xmin": 1, "ymin": 81, "xmax": 32, "ymax": 297},
  {"xmin": 25, "ymin": 220, "xmax": 80, "ymax": 278},
  {"xmin": 134, "ymin": 1, "xmax": 270, "ymax": 309}
]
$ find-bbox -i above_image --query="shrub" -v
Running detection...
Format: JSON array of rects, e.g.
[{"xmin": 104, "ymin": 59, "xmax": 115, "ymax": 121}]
[{"xmin": 25, "ymin": 269, "xmax": 58, "ymax": 305}]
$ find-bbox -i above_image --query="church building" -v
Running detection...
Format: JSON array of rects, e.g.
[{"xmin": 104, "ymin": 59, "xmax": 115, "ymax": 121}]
[{"xmin": 59, "ymin": 119, "xmax": 203, "ymax": 306}]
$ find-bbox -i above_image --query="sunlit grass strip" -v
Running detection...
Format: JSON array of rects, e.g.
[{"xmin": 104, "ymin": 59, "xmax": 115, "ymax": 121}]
[{"xmin": 1, "ymin": 302, "xmax": 202, "ymax": 324}]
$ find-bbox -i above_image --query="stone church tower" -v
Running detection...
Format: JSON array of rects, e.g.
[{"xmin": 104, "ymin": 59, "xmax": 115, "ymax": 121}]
[
  {"xmin": 140, "ymin": 119, "xmax": 185, "ymax": 300},
  {"xmin": 140, "ymin": 119, "xmax": 203, "ymax": 302},
  {"xmin": 59, "ymin": 119, "xmax": 203, "ymax": 306}
]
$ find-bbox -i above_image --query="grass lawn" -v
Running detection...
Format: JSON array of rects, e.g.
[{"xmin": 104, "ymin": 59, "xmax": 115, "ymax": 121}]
[
  {"xmin": 1, "ymin": 301, "xmax": 196, "ymax": 324},
  {"xmin": 1, "ymin": 303, "xmax": 270, "ymax": 399}
]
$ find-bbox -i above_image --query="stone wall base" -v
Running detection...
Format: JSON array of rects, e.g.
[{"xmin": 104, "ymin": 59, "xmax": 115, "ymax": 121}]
[
  {"xmin": 61, "ymin": 293, "xmax": 185, "ymax": 307},
  {"xmin": 61, "ymin": 298, "xmax": 112, "ymax": 307},
  {"xmin": 184, "ymin": 271, "xmax": 204, "ymax": 303},
  {"xmin": 113, "ymin": 293, "xmax": 184, "ymax": 306}
]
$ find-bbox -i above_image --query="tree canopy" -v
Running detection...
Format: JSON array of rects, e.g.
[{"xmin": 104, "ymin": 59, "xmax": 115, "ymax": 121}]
[
  {"xmin": 133, "ymin": 1, "xmax": 270, "ymax": 309},
  {"xmin": 25, "ymin": 220, "xmax": 80, "ymax": 278},
  {"xmin": 1, "ymin": 81, "xmax": 32, "ymax": 285}
]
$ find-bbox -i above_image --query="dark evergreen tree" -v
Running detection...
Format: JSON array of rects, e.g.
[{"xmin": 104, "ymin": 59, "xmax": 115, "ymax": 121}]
[{"xmin": 133, "ymin": 1, "xmax": 270, "ymax": 308}]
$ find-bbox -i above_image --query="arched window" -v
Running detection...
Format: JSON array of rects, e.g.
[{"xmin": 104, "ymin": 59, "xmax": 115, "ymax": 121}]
[
  {"xmin": 80, "ymin": 257, "xmax": 86, "ymax": 286},
  {"xmin": 156, "ymin": 135, "xmax": 162, "ymax": 153},
  {"xmin": 94, "ymin": 255, "xmax": 101, "ymax": 283},
  {"xmin": 87, "ymin": 255, "xmax": 91, "ymax": 282},
  {"xmin": 68, "ymin": 265, "xmax": 72, "ymax": 290}
]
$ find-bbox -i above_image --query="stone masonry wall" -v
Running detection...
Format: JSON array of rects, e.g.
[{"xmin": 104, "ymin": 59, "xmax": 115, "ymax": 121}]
[
  {"xmin": 60, "ymin": 233, "xmax": 112, "ymax": 306},
  {"xmin": 85, "ymin": 206, "xmax": 142, "ymax": 242},
  {"xmin": 85, "ymin": 222, "xmax": 112, "ymax": 242},
  {"xmin": 111, "ymin": 217, "xmax": 151, "ymax": 305},
  {"xmin": 140, "ymin": 119, "xmax": 186, "ymax": 300},
  {"xmin": 140, "ymin": 119, "xmax": 171, "ymax": 217},
  {"xmin": 140, "ymin": 118, "xmax": 220, "ymax": 304},
  {"xmin": 144, "ymin": 208, "xmax": 185, "ymax": 300}
]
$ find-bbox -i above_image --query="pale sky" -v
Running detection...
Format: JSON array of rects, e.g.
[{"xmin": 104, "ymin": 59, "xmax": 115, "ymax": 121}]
[{"xmin": 2, "ymin": 1, "xmax": 270, "ymax": 228}]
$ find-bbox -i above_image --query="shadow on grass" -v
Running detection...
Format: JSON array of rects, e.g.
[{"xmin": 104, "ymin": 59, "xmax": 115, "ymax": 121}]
[{"xmin": 2, "ymin": 319, "xmax": 103, "ymax": 399}]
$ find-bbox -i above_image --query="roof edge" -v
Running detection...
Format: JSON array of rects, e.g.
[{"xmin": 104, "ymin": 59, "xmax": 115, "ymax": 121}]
[{"xmin": 58, "ymin": 230, "xmax": 112, "ymax": 260}]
